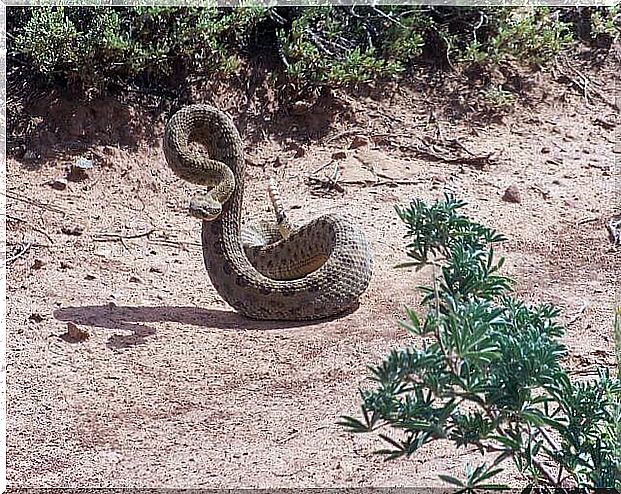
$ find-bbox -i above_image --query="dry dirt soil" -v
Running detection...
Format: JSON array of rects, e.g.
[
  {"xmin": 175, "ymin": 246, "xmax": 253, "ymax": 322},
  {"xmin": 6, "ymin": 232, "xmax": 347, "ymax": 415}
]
[{"xmin": 5, "ymin": 62, "xmax": 620, "ymax": 487}]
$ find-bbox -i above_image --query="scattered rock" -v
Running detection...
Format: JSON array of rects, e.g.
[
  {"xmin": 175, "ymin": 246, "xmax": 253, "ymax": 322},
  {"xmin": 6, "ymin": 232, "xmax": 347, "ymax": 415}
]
[
  {"xmin": 64, "ymin": 321, "xmax": 90, "ymax": 342},
  {"xmin": 85, "ymin": 274, "xmax": 97, "ymax": 280},
  {"xmin": 149, "ymin": 264, "xmax": 167, "ymax": 274},
  {"xmin": 349, "ymin": 135, "xmax": 370, "ymax": 150},
  {"xmin": 331, "ymin": 150, "xmax": 347, "ymax": 160},
  {"xmin": 272, "ymin": 156, "xmax": 285, "ymax": 168},
  {"xmin": 540, "ymin": 146, "xmax": 551, "ymax": 154},
  {"xmin": 74, "ymin": 156, "xmax": 94, "ymax": 170},
  {"xmin": 32, "ymin": 258, "xmax": 45, "ymax": 270},
  {"xmin": 29, "ymin": 313, "xmax": 44, "ymax": 323},
  {"xmin": 129, "ymin": 275, "xmax": 143, "ymax": 283},
  {"xmin": 60, "ymin": 261, "xmax": 72, "ymax": 270},
  {"xmin": 68, "ymin": 157, "xmax": 93, "ymax": 181},
  {"xmin": 61, "ymin": 224, "xmax": 84, "ymax": 236},
  {"xmin": 50, "ymin": 177, "xmax": 68, "ymax": 190},
  {"xmin": 502, "ymin": 184, "xmax": 522, "ymax": 204}
]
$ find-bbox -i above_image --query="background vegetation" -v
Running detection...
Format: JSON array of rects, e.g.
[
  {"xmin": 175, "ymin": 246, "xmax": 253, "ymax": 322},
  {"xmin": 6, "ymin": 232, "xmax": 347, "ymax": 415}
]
[{"xmin": 7, "ymin": 6, "xmax": 620, "ymax": 97}]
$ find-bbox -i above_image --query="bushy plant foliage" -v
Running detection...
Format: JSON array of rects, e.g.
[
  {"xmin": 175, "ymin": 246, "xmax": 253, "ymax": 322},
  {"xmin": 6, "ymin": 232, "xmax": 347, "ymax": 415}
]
[
  {"xmin": 9, "ymin": 6, "xmax": 270, "ymax": 92},
  {"xmin": 340, "ymin": 195, "xmax": 621, "ymax": 490},
  {"xmin": 7, "ymin": 6, "xmax": 620, "ymax": 95}
]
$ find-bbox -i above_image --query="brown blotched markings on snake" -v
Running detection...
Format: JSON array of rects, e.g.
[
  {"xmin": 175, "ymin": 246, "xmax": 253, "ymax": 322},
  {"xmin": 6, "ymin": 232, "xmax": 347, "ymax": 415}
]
[{"xmin": 163, "ymin": 104, "xmax": 372, "ymax": 321}]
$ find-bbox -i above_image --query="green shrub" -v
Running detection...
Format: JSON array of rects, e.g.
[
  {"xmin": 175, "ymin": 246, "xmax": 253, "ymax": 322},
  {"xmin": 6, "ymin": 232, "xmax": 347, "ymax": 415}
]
[
  {"xmin": 7, "ymin": 6, "xmax": 619, "ymax": 96},
  {"xmin": 461, "ymin": 8, "xmax": 573, "ymax": 66},
  {"xmin": 340, "ymin": 195, "xmax": 621, "ymax": 490},
  {"xmin": 9, "ymin": 6, "xmax": 270, "ymax": 92}
]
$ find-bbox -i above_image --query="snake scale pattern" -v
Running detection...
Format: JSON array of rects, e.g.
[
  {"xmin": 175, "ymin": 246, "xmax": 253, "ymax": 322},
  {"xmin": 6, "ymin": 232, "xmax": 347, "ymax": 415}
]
[{"xmin": 163, "ymin": 104, "xmax": 373, "ymax": 321}]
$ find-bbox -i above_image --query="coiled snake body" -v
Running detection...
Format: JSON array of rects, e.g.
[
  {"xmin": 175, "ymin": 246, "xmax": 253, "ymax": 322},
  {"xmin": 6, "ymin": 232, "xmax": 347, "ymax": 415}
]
[{"xmin": 163, "ymin": 104, "xmax": 372, "ymax": 321}]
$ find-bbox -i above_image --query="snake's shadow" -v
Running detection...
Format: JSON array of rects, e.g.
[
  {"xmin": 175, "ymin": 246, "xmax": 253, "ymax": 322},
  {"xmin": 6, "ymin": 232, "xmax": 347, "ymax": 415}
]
[{"xmin": 53, "ymin": 304, "xmax": 351, "ymax": 350}]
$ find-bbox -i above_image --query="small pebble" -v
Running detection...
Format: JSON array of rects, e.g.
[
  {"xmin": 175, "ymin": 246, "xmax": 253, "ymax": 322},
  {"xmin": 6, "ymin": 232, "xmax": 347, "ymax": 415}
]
[
  {"xmin": 61, "ymin": 224, "xmax": 84, "ymax": 236},
  {"xmin": 50, "ymin": 178, "xmax": 68, "ymax": 190},
  {"xmin": 32, "ymin": 258, "xmax": 45, "ymax": 270},
  {"xmin": 502, "ymin": 184, "xmax": 522, "ymax": 204},
  {"xmin": 129, "ymin": 275, "xmax": 142, "ymax": 283},
  {"xmin": 29, "ymin": 313, "xmax": 44, "ymax": 323},
  {"xmin": 149, "ymin": 264, "xmax": 166, "ymax": 274},
  {"xmin": 85, "ymin": 274, "xmax": 97, "ymax": 280},
  {"xmin": 66, "ymin": 321, "xmax": 89, "ymax": 342},
  {"xmin": 540, "ymin": 146, "xmax": 551, "ymax": 154},
  {"xmin": 331, "ymin": 150, "xmax": 347, "ymax": 160}
]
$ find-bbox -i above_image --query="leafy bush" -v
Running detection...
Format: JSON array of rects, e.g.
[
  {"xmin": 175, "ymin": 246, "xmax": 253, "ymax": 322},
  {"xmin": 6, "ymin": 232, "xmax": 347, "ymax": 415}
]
[
  {"xmin": 340, "ymin": 195, "xmax": 621, "ymax": 490},
  {"xmin": 461, "ymin": 8, "xmax": 573, "ymax": 66},
  {"xmin": 9, "ymin": 6, "xmax": 270, "ymax": 93},
  {"xmin": 7, "ymin": 6, "xmax": 620, "ymax": 96}
]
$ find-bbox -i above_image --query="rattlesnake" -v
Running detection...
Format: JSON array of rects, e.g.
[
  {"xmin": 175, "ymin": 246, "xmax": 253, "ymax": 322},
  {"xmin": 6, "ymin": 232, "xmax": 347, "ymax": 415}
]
[{"xmin": 163, "ymin": 104, "xmax": 373, "ymax": 321}]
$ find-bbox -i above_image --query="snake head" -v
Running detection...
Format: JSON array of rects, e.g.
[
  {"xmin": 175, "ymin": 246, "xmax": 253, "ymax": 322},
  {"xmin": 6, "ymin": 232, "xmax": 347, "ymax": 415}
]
[{"xmin": 189, "ymin": 193, "xmax": 222, "ymax": 221}]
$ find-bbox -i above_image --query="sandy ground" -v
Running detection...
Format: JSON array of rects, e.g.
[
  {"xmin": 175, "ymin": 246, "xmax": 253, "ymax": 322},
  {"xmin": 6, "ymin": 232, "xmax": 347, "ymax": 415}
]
[{"xmin": 5, "ymin": 61, "xmax": 620, "ymax": 487}]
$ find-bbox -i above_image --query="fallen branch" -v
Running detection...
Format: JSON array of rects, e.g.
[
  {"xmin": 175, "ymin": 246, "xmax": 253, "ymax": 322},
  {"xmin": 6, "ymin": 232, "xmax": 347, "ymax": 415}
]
[
  {"xmin": 556, "ymin": 58, "xmax": 617, "ymax": 110},
  {"xmin": 148, "ymin": 238, "xmax": 201, "ymax": 249},
  {"xmin": 5, "ymin": 241, "xmax": 32, "ymax": 265},
  {"xmin": 566, "ymin": 301, "xmax": 591, "ymax": 327},
  {"xmin": 92, "ymin": 228, "xmax": 155, "ymax": 242},
  {"xmin": 6, "ymin": 213, "xmax": 55, "ymax": 244},
  {"xmin": 310, "ymin": 160, "xmax": 335, "ymax": 176},
  {"xmin": 402, "ymin": 143, "xmax": 495, "ymax": 169},
  {"xmin": 325, "ymin": 128, "xmax": 367, "ymax": 144},
  {"xmin": 307, "ymin": 176, "xmax": 345, "ymax": 194},
  {"xmin": 575, "ymin": 217, "xmax": 599, "ymax": 226},
  {"xmin": 4, "ymin": 191, "xmax": 66, "ymax": 214}
]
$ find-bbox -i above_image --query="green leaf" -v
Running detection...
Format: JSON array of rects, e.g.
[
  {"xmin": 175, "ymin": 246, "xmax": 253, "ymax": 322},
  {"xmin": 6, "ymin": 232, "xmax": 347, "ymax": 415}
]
[{"xmin": 438, "ymin": 474, "xmax": 465, "ymax": 487}]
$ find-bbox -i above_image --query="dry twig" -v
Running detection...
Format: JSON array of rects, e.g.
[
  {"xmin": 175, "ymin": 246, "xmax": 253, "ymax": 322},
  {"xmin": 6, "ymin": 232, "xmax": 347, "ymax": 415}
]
[
  {"xmin": 5, "ymin": 241, "xmax": 32, "ymax": 265},
  {"xmin": 4, "ymin": 191, "xmax": 66, "ymax": 214},
  {"xmin": 5, "ymin": 213, "xmax": 55, "ymax": 244},
  {"xmin": 566, "ymin": 301, "xmax": 591, "ymax": 327},
  {"xmin": 92, "ymin": 228, "xmax": 156, "ymax": 242}
]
